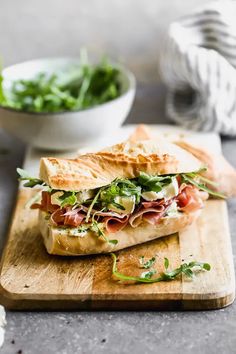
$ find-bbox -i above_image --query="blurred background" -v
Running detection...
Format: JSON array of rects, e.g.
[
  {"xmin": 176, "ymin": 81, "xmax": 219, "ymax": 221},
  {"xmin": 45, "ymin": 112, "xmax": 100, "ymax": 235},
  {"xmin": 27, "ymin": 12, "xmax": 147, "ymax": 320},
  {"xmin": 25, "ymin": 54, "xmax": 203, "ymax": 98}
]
[
  {"xmin": 0, "ymin": 0, "xmax": 209, "ymax": 128},
  {"xmin": 0, "ymin": 0, "xmax": 208, "ymax": 84}
]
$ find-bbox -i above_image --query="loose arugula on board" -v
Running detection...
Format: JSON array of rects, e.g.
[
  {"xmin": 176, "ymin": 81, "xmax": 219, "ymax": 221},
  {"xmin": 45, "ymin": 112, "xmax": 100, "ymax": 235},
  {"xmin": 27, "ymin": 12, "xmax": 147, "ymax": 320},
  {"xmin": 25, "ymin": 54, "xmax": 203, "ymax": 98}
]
[{"xmin": 111, "ymin": 253, "xmax": 211, "ymax": 284}]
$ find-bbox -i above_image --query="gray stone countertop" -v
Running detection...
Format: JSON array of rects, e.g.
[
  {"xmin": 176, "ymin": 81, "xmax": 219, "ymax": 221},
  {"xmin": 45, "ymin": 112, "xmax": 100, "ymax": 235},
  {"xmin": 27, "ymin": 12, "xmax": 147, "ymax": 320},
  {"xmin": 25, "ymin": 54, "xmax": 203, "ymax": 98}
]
[{"xmin": 0, "ymin": 84, "xmax": 236, "ymax": 354}]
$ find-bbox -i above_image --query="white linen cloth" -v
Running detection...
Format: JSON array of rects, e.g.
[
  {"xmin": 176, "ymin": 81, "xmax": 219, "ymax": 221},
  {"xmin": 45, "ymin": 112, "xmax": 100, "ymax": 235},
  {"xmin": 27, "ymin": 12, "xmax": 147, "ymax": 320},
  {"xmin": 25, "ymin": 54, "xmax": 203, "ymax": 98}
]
[{"xmin": 160, "ymin": 1, "xmax": 236, "ymax": 135}]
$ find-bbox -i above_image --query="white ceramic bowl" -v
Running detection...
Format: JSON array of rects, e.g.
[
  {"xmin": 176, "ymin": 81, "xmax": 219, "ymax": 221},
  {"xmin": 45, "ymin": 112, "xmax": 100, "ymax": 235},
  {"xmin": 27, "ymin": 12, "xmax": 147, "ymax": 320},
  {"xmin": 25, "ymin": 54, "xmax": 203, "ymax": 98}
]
[{"xmin": 0, "ymin": 58, "xmax": 136, "ymax": 151}]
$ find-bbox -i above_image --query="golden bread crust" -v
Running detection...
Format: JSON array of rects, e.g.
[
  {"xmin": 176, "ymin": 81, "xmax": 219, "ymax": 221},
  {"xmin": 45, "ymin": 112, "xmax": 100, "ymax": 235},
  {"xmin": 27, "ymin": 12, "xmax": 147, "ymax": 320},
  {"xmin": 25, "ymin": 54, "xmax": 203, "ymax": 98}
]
[{"xmin": 40, "ymin": 139, "xmax": 203, "ymax": 191}]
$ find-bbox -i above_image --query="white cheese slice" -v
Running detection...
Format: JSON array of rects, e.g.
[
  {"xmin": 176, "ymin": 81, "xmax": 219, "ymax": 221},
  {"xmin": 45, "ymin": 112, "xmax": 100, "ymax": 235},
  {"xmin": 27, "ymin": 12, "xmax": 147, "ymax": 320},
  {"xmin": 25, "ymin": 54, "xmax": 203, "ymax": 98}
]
[
  {"xmin": 142, "ymin": 177, "xmax": 179, "ymax": 201},
  {"xmin": 108, "ymin": 195, "xmax": 136, "ymax": 214},
  {"xmin": 76, "ymin": 190, "xmax": 95, "ymax": 203},
  {"xmin": 141, "ymin": 191, "xmax": 159, "ymax": 201}
]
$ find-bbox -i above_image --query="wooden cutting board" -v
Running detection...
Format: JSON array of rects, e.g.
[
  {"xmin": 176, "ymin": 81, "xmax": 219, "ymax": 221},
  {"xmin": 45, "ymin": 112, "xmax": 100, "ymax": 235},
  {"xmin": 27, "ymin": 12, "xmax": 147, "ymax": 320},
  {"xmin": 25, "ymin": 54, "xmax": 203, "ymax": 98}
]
[{"xmin": 0, "ymin": 125, "xmax": 235, "ymax": 310}]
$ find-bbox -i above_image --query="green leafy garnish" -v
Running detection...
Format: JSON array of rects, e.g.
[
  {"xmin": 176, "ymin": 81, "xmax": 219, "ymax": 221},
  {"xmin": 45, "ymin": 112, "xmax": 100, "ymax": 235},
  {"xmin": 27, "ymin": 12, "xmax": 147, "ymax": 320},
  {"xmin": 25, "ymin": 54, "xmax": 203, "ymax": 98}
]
[
  {"xmin": 100, "ymin": 178, "xmax": 141, "ymax": 207},
  {"xmin": 109, "ymin": 239, "xmax": 119, "ymax": 245},
  {"xmin": 90, "ymin": 220, "xmax": 118, "ymax": 245},
  {"xmin": 139, "ymin": 256, "xmax": 156, "ymax": 269},
  {"xmin": 58, "ymin": 191, "xmax": 77, "ymax": 207},
  {"xmin": 111, "ymin": 253, "xmax": 211, "ymax": 283},
  {"xmin": 0, "ymin": 51, "xmax": 122, "ymax": 113},
  {"xmin": 85, "ymin": 189, "xmax": 102, "ymax": 222},
  {"xmin": 140, "ymin": 269, "xmax": 157, "ymax": 279},
  {"xmin": 197, "ymin": 175, "xmax": 218, "ymax": 187},
  {"xmin": 164, "ymin": 257, "xmax": 169, "ymax": 270},
  {"xmin": 138, "ymin": 172, "xmax": 174, "ymax": 192},
  {"xmin": 111, "ymin": 201, "xmax": 126, "ymax": 210},
  {"xmin": 17, "ymin": 168, "xmax": 45, "ymax": 188},
  {"xmin": 182, "ymin": 173, "xmax": 225, "ymax": 199},
  {"xmin": 138, "ymin": 170, "xmax": 225, "ymax": 199}
]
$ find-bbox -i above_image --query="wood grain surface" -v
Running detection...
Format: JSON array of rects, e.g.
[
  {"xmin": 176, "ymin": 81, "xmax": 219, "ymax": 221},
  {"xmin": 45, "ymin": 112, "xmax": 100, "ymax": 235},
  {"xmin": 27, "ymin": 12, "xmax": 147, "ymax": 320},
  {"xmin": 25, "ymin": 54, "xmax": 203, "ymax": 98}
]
[{"xmin": 0, "ymin": 189, "xmax": 234, "ymax": 310}]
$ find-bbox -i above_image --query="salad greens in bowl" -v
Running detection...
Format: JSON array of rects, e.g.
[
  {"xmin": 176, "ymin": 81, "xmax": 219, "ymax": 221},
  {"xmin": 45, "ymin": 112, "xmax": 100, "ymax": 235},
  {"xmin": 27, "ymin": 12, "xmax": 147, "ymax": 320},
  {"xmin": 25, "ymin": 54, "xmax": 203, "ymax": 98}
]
[{"xmin": 0, "ymin": 54, "xmax": 136, "ymax": 150}]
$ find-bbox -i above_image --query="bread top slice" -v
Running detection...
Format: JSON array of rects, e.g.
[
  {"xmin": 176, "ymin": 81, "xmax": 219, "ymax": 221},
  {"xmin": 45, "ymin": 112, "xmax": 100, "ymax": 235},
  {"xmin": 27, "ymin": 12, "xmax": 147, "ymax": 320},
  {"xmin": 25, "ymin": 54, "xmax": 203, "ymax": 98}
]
[{"xmin": 39, "ymin": 137, "xmax": 203, "ymax": 191}]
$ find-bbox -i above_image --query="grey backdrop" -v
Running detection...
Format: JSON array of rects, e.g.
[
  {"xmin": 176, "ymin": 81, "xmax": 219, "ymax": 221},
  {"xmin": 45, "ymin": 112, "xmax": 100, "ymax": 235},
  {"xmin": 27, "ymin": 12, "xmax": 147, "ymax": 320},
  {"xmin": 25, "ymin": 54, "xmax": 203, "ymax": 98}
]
[
  {"xmin": 2, "ymin": 2, "xmax": 236, "ymax": 354},
  {"xmin": 0, "ymin": 0, "xmax": 207, "ymax": 83}
]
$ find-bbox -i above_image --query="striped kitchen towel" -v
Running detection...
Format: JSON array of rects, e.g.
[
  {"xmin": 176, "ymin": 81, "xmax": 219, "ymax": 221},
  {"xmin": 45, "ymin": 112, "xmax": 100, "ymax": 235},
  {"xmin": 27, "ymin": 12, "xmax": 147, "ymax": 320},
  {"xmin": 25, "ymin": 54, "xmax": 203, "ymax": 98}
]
[{"xmin": 160, "ymin": 1, "xmax": 236, "ymax": 135}]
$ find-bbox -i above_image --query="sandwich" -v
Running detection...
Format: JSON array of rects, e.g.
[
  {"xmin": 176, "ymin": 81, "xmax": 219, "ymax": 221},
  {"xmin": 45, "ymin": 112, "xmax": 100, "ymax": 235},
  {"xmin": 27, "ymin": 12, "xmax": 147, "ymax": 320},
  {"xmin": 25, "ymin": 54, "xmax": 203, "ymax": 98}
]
[{"xmin": 18, "ymin": 129, "xmax": 224, "ymax": 256}]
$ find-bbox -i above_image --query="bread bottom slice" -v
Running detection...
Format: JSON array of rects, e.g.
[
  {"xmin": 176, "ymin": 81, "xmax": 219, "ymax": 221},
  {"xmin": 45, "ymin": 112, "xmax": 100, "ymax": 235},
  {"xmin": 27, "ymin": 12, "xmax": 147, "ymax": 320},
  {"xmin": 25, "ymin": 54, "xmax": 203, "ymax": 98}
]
[{"xmin": 39, "ymin": 209, "xmax": 200, "ymax": 256}]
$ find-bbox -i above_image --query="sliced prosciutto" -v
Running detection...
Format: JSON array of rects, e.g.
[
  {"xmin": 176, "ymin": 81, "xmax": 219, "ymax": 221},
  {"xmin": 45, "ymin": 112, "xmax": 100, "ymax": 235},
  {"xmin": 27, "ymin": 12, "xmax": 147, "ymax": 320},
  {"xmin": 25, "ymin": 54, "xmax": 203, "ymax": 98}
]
[
  {"xmin": 51, "ymin": 207, "xmax": 85, "ymax": 227},
  {"xmin": 129, "ymin": 205, "xmax": 166, "ymax": 227},
  {"xmin": 50, "ymin": 209, "xmax": 66, "ymax": 226},
  {"xmin": 177, "ymin": 185, "xmax": 208, "ymax": 213},
  {"xmin": 128, "ymin": 198, "xmax": 174, "ymax": 227},
  {"xmin": 142, "ymin": 199, "xmax": 167, "ymax": 209},
  {"xmin": 31, "ymin": 180, "xmax": 209, "ymax": 232},
  {"xmin": 31, "ymin": 191, "xmax": 59, "ymax": 213},
  {"xmin": 64, "ymin": 213, "xmax": 85, "ymax": 227},
  {"xmin": 104, "ymin": 215, "xmax": 129, "ymax": 233}
]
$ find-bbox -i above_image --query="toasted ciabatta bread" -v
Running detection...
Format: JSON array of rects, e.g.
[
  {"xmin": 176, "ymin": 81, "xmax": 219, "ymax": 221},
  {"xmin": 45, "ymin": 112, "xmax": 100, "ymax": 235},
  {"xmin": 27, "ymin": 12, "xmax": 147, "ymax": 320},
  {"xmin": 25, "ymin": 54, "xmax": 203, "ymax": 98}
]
[
  {"xmin": 37, "ymin": 131, "xmax": 206, "ymax": 256},
  {"xmin": 39, "ymin": 209, "xmax": 200, "ymax": 256},
  {"xmin": 40, "ymin": 138, "xmax": 203, "ymax": 191},
  {"xmin": 128, "ymin": 124, "xmax": 152, "ymax": 142}
]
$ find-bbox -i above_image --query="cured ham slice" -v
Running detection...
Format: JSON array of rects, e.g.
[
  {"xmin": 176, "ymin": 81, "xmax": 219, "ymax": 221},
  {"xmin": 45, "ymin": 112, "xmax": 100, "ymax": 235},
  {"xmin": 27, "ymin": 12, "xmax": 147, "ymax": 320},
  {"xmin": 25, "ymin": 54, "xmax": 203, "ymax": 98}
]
[
  {"xmin": 51, "ymin": 209, "xmax": 65, "ymax": 226},
  {"xmin": 177, "ymin": 185, "xmax": 208, "ymax": 213},
  {"xmin": 142, "ymin": 200, "xmax": 166, "ymax": 209},
  {"xmin": 51, "ymin": 207, "xmax": 85, "ymax": 227},
  {"xmin": 64, "ymin": 213, "xmax": 85, "ymax": 227},
  {"xmin": 31, "ymin": 182, "xmax": 208, "ymax": 231},
  {"xmin": 129, "ymin": 205, "xmax": 166, "ymax": 227},
  {"xmin": 31, "ymin": 191, "xmax": 59, "ymax": 213},
  {"xmin": 104, "ymin": 215, "xmax": 129, "ymax": 233},
  {"xmin": 129, "ymin": 197, "xmax": 175, "ymax": 227}
]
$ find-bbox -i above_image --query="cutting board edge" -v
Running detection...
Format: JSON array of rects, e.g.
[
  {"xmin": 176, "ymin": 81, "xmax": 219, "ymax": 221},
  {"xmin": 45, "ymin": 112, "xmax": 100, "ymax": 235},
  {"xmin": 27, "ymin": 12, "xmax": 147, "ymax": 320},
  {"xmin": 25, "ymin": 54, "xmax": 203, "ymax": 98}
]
[
  {"xmin": 0, "ymin": 292, "xmax": 235, "ymax": 311},
  {"xmin": 0, "ymin": 277, "xmax": 235, "ymax": 310}
]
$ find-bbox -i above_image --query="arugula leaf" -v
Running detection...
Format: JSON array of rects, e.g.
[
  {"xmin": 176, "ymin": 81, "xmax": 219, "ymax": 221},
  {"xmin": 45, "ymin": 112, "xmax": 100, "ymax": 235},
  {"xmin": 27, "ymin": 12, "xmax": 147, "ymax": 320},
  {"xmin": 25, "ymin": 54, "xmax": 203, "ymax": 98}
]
[
  {"xmin": 17, "ymin": 168, "xmax": 45, "ymax": 188},
  {"xmin": 109, "ymin": 239, "xmax": 119, "ymax": 245},
  {"xmin": 111, "ymin": 201, "xmax": 125, "ymax": 210},
  {"xmin": 0, "ymin": 51, "xmax": 122, "ymax": 113},
  {"xmin": 58, "ymin": 191, "xmax": 77, "ymax": 207},
  {"xmin": 182, "ymin": 174, "xmax": 225, "ymax": 199},
  {"xmin": 164, "ymin": 257, "xmax": 169, "ymax": 270},
  {"xmin": 90, "ymin": 220, "xmax": 118, "ymax": 245},
  {"xmin": 138, "ymin": 172, "xmax": 174, "ymax": 192},
  {"xmin": 17, "ymin": 168, "xmax": 32, "ymax": 179},
  {"xmin": 111, "ymin": 253, "xmax": 211, "ymax": 284},
  {"xmin": 140, "ymin": 269, "xmax": 156, "ymax": 279},
  {"xmin": 139, "ymin": 256, "xmax": 156, "ymax": 269},
  {"xmin": 197, "ymin": 175, "xmax": 218, "ymax": 187},
  {"xmin": 100, "ymin": 178, "xmax": 141, "ymax": 207},
  {"xmin": 188, "ymin": 261, "xmax": 211, "ymax": 271},
  {"xmin": 85, "ymin": 189, "xmax": 102, "ymax": 222}
]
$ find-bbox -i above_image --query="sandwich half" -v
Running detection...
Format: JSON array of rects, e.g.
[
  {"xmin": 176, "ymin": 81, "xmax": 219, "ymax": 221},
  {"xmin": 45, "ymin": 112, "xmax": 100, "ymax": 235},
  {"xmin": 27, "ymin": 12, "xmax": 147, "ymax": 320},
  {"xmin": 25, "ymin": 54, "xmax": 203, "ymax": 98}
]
[{"xmin": 19, "ymin": 134, "xmax": 222, "ymax": 256}]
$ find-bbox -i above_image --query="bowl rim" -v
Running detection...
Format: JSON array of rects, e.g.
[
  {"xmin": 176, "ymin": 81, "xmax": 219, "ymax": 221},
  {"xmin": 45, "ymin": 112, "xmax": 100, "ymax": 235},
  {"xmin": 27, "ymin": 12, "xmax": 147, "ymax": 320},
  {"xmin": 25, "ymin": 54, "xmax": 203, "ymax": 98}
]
[{"xmin": 0, "ymin": 56, "xmax": 136, "ymax": 116}]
